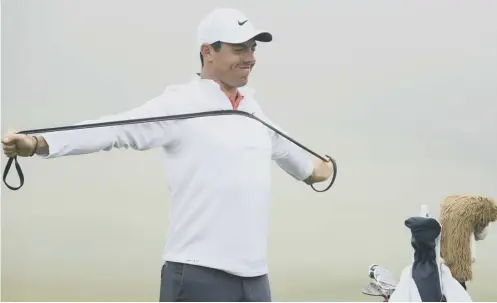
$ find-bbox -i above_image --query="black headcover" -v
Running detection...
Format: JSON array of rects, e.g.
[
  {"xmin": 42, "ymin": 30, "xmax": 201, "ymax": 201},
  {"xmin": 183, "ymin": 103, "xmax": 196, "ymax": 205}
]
[{"xmin": 404, "ymin": 216, "xmax": 445, "ymax": 302}]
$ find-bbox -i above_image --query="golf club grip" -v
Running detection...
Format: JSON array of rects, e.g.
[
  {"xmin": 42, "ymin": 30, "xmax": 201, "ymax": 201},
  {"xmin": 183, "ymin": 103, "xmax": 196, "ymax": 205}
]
[{"xmin": 3, "ymin": 110, "xmax": 337, "ymax": 192}]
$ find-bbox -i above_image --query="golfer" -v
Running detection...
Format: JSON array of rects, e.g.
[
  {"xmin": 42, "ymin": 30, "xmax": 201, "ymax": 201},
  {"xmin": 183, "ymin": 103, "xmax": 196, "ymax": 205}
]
[{"xmin": 2, "ymin": 8, "xmax": 333, "ymax": 302}]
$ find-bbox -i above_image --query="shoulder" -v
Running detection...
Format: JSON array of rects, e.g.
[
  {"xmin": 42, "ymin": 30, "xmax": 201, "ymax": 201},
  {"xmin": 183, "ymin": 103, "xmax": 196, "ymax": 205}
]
[
  {"xmin": 161, "ymin": 81, "xmax": 193, "ymax": 99},
  {"xmin": 154, "ymin": 81, "xmax": 196, "ymax": 112}
]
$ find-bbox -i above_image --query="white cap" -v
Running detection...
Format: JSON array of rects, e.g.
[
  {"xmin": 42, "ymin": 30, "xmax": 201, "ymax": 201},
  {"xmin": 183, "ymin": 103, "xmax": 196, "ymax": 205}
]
[{"xmin": 196, "ymin": 8, "xmax": 272, "ymax": 51}]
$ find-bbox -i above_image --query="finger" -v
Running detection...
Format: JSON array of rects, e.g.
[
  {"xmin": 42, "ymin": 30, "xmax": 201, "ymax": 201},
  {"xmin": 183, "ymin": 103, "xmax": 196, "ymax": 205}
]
[
  {"xmin": 3, "ymin": 145, "xmax": 17, "ymax": 153},
  {"xmin": 4, "ymin": 149, "xmax": 18, "ymax": 158},
  {"xmin": 2, "ymin": 138, "xmax": 17, "ymax": 146},
  {"xmin": 2, "ymin": 128, "xmax": 20, "ymax": 144},
  {"xmin": 2, "ymin": 133, "xmax": 24, "ymax": 145},
  {"xmin": 2, "ymin": 137, "xmax": 18, "ymax": 146},
  {"xmin": 2, "ymin": 135, "xmax": 16, "ymax": 144}
]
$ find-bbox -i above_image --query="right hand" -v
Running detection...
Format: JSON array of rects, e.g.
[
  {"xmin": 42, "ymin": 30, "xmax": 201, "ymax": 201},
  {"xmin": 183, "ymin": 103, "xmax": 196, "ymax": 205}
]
[{"xmin": 2, "ymin": 133, "xmax": 37, "ymax": 158}]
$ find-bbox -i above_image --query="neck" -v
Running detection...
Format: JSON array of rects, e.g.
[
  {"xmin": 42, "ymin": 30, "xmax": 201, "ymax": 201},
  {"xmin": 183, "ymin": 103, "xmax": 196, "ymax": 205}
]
[{"xmin": 199, "ymin": 70, "xmax": 238, "ymax": 98}]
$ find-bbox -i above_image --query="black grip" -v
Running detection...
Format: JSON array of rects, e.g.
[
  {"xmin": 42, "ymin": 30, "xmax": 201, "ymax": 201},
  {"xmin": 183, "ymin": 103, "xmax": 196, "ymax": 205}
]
[{"xmin": 3, "ymin": 157, "xmax": 24, "ymax": 191}]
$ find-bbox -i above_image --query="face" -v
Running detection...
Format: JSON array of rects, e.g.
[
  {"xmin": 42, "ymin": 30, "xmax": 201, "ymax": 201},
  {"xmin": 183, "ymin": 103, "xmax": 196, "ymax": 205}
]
[{"xmin": 202, "ymin": 39, "xmax": 257, "ymax": 88}]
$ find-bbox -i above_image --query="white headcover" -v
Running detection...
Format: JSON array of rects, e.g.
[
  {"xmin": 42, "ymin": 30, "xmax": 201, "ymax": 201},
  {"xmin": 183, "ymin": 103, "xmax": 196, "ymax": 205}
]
[
  {"xmin": 472, "ymin": 222, "xmax": 491, "ymax": 263},
  {"xmin": 389, "ymin": 205, "xmax": 473, "ymax": 302}
]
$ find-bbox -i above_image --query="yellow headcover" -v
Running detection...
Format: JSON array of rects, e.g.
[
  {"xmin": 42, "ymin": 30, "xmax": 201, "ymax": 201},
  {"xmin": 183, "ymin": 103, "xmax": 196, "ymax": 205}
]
[{"xmin": 439, "ymin": 195, "xmax": 497, "ymax": 282}]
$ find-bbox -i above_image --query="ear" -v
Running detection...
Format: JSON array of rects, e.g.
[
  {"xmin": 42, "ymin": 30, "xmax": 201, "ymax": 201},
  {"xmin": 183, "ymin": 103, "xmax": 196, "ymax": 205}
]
[{"xmin": 200, "ymin": 44, "xmax": 214, "ymax": 63}]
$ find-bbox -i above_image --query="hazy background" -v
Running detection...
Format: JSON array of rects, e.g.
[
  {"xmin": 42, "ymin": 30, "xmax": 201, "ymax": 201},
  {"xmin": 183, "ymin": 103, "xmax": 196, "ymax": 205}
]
[{"xmin": 1, "ymin": 0, "xmax": 496, "ymax": 301}]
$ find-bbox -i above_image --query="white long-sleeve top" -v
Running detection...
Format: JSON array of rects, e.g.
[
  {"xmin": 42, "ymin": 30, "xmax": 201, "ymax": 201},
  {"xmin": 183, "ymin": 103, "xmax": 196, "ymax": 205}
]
[{"xmin": 40, "ymin": 76, "xmax": 314, "ymax": 277}]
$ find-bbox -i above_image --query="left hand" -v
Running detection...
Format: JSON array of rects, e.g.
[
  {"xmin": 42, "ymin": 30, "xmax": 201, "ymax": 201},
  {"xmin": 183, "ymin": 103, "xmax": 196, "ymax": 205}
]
[{"xmin": 305, "ymin": 158, "xmax": 334, "ymax": 184}]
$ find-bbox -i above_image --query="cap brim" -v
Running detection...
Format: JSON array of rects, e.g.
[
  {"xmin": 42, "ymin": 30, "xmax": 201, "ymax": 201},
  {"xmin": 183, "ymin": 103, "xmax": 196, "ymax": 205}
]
[
  {"xmin": 252, "ymin": 31, "xmax": 272, "ymax": 43},
  {"xmin": 221, "ymin": 31, "xmax": 273, "ymax": 45}
]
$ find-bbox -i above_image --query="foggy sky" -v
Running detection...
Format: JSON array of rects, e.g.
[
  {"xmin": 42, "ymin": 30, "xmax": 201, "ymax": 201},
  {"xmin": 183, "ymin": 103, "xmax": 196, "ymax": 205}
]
[{"xmin": 2, "ymin": 0, "xmax": 497, "ymax": 301}]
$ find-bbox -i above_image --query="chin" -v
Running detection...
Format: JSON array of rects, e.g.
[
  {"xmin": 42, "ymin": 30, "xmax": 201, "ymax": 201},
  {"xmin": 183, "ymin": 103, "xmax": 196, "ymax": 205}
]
[
  {"xmin": 233, "ymin": 80, "xmax": 248, "ymax": 88},
  {"xmin": 239, "ymin": 76, "xmax": 249, "ymax": 85}
]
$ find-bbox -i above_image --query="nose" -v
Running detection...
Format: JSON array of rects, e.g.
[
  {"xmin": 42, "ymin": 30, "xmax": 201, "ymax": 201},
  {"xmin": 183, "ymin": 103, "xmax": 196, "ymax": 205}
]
[{"xmin": 243, "ymin": 49, "xmax": 256, "ymax": 64}]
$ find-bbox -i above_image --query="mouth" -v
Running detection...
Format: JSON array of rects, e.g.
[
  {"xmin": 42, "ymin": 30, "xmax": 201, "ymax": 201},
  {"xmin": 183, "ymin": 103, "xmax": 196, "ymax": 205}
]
[{"xmin": 238, "ymin": 66, "xmax": 252, "ymax": 77}]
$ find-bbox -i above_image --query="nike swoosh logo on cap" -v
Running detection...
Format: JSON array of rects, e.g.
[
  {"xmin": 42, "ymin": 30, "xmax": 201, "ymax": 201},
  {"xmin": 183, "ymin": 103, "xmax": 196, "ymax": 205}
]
[{"xmin": 238, "ymin": 20, "xmax": 248, "ymax": 26}]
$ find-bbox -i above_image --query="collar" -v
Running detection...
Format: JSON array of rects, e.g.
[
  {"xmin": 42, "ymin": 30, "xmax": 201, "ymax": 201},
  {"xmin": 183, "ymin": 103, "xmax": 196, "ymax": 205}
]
[{"xmin": 192, "ymin": 73, "xmax": 256, "ymax": 97}]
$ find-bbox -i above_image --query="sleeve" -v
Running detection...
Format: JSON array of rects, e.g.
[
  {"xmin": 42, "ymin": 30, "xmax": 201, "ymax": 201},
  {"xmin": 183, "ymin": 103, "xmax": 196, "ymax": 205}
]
[
  {"xmin": 255, "ymin": 108, "xmax": 314, "ymax": 181},
  {"xmin": 39, "ymin": 91, "xmax": 180, "ymax": 159}
]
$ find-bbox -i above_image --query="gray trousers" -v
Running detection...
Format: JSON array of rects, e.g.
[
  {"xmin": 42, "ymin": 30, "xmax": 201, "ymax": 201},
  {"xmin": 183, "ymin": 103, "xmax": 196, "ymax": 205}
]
[{"xmin": 159, "ymin": 262, "xmax": 271, "ymax": 302}]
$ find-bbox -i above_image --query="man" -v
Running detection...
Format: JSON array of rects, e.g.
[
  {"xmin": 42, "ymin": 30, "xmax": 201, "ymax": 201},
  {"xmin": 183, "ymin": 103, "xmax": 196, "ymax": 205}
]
[{"xmin": 2, "ymin": 7, "xmax": 333, "ymax": 302}]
